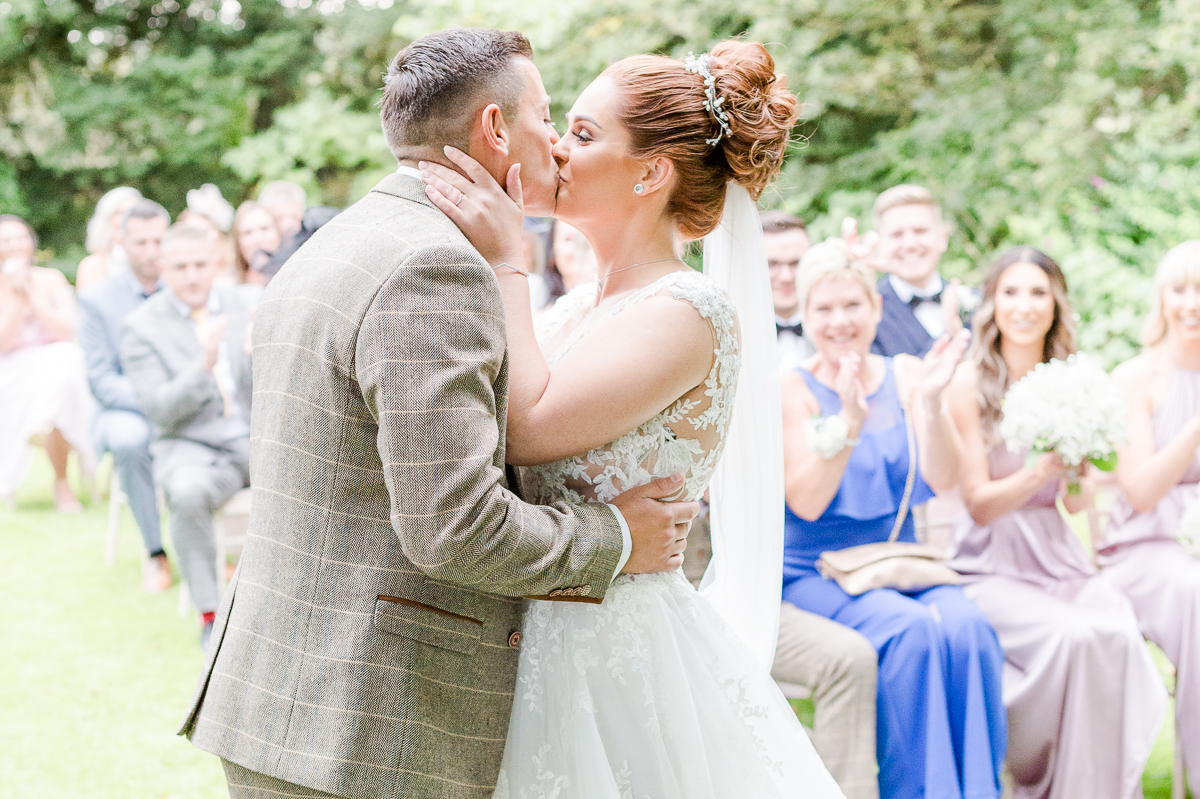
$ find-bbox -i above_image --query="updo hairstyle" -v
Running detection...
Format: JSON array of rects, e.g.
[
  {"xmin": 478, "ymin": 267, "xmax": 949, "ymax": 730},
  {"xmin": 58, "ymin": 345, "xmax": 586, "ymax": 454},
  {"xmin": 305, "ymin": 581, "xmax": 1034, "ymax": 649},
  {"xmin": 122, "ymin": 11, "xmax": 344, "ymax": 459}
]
[
  {"xmin": 795, "ymin": 238, "xmax": 880, "ymax": 315},
  {"xmin": 603, "ymin": 40, "xmax": 799, "ymax": 240}
]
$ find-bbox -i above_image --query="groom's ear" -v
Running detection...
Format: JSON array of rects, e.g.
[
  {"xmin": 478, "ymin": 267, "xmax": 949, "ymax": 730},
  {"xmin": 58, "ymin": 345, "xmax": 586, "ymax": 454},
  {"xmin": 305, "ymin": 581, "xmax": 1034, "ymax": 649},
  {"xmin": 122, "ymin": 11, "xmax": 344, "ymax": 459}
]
[
  {"xmin": 477, "ymin": 103, "xmax": 511, "ymax": 157},
  {"xmin": 638, "ymin": 157, "xmax": 674, "ymax": 197}
]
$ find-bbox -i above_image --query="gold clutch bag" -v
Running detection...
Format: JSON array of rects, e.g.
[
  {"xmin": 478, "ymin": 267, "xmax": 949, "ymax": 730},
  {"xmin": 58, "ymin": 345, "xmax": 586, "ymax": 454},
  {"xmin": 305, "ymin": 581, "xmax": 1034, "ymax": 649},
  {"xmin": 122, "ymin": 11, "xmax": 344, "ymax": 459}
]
[{"xmin": 817, "ymin": 541, "xmax": 961, "ymax": 596}]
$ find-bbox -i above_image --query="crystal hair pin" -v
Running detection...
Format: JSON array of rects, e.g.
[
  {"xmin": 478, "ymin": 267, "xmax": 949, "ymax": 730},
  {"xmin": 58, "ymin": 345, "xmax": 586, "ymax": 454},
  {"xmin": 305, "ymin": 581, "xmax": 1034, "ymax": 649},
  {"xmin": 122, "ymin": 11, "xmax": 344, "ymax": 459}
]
[{"xmin": 684, "ymin": 52, "xmax": 734, "ymax": 147}]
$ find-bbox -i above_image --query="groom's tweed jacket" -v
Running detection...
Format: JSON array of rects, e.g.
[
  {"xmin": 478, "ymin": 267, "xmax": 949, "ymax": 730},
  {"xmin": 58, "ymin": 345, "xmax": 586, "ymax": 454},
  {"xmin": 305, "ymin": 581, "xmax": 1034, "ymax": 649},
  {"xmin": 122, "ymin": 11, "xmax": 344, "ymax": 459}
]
[{"xmin": 180, "ymin": 173, "xmax": 625, "ymax": 798}]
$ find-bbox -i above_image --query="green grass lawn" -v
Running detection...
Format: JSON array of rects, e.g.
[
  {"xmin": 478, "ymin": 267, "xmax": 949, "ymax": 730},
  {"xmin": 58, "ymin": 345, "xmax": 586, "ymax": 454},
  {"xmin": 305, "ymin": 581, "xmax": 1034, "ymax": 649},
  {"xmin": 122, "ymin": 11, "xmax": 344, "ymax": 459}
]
[
  {"xmin": 0, "ymin": 455, "xmax": 1188, "ymax": 797},
  {"xmin": 1, "ymin": 456, "xmax": 226, "ymax": 798}
]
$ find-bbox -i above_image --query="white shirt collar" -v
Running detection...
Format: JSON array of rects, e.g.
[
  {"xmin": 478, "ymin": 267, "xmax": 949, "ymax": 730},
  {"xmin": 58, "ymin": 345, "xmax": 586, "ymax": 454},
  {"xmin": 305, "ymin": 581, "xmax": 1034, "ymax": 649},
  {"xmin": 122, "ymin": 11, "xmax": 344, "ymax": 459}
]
[
  {"xmin": 888, "ymin": 273, "xmax": 944, "ymax": 303},
  {"xmin": 122, "ymin": 266, "xmax": 162, "ymax": 300},
  {"xmin": 395, "ymin": 165, "xmax": 423, "ymax": 180},
  {"xmin": 775, "ymin": 310, "xmax": 804, "ymax": 326}
]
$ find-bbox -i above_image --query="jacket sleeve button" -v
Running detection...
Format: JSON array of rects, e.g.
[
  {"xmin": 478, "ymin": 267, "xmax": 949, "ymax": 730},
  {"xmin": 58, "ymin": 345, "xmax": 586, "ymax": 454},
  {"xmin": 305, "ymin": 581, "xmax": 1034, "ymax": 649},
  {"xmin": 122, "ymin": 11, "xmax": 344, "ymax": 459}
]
[{"xmin": 508, "ymin": 631, "xmax": 522, "ymax": 648}]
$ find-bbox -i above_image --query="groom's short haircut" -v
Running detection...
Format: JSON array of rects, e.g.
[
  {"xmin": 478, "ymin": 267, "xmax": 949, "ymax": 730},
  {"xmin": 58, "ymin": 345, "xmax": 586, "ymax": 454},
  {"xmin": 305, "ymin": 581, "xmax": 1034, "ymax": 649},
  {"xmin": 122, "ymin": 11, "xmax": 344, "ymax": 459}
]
[{"xmin": 381, "ymin": 28, "xmax": 533, "ymax": 156}]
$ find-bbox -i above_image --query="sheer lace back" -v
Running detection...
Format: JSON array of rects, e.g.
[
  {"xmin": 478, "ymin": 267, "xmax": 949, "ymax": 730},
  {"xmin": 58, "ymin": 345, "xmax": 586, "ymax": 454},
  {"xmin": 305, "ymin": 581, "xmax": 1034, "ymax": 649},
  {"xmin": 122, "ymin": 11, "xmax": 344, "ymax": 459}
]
[{"xmin": 520, "ymin": 270, "xmax": 740, "ymax": 506}]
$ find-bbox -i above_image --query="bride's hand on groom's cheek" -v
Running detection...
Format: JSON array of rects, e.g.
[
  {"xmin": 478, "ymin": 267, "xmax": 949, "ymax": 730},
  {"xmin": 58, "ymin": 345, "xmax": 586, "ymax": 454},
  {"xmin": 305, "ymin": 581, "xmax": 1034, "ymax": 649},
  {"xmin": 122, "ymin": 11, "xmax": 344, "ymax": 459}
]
[
  {"xmin": 420, "ymin": 146, "xmax": 526, "ymax": 267},
  {"xmin": 613, "ymin": 473, "xmax": 700, "ymax": 575}
]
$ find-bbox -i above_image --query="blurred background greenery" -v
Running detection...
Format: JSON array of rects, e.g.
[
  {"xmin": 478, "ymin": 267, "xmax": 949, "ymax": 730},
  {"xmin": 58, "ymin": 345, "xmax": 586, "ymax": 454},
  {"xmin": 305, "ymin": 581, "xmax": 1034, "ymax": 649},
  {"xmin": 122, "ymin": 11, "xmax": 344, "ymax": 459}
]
[{"xmin": 2, "ymin": 0, "xmax": 1199, "ymax": 365}]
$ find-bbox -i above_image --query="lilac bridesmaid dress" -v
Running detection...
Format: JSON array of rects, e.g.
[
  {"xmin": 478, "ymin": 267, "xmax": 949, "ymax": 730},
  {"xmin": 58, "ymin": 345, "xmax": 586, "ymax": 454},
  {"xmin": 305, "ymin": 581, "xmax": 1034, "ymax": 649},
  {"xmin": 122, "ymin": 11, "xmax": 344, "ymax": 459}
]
[
  {"xmin": 949, "ymin": 447, "xmax": 1167, "ymax": 799},
  {"xmin": 1102, "ymin": 368, "xmax": 1200, "ymax": 796}
]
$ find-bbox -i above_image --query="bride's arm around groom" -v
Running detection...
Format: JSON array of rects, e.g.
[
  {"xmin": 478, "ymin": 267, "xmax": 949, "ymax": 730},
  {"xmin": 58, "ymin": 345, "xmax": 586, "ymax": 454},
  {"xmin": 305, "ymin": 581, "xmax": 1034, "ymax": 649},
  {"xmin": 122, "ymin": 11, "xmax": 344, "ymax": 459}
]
[{"xmin": 180, "ymin": 28, "xmax": 696, "ymax": 799}]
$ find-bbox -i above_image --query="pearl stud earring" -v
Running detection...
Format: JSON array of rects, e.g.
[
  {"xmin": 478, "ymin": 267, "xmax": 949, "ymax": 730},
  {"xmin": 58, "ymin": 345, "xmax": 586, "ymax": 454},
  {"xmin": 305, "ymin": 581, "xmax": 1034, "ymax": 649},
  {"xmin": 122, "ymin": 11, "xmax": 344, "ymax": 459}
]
[{"xmin": 633, "ymin": 184, "xmax": 645, "ymax": 195}]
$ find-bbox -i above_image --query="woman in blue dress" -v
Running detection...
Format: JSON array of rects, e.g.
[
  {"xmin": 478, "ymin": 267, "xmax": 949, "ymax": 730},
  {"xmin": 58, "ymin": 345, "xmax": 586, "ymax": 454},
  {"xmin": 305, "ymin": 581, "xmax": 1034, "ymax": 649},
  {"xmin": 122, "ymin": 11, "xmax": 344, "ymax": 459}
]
[{"xmin": 780, "ymin": 240, "xmax": 1006, "ymax": 799}]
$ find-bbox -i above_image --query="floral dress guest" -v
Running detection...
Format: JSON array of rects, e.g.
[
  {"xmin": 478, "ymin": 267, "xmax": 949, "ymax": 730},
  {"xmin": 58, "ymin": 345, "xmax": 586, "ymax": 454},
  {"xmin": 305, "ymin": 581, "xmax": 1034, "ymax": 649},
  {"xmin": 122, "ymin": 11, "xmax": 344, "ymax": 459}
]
[
  {"xmin": 74, "ymin": 186, "xmax": 142, "ymax": 293},
  {"xmin": 1103, "ymin": 240, "xmax": 1200, "ymax": 797},
  {"xmin": 0, "ymin": 214, "xmax": 96, "ymax": 510},
  {"xmin": 946, "ymin": 246, "xmax": 1166, "ymax": 799},
  {"xmin": 781, "ymin": 240, "xmax": 1006, "ymax": 799}
]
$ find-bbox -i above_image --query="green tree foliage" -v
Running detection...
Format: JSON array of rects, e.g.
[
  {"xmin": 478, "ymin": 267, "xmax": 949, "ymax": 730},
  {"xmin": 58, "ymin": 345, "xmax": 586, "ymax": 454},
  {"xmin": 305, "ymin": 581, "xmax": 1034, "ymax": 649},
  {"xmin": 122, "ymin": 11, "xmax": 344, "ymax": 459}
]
[{"xmin": 3, "ymin": 0, "xmax": 1198, "ymax": 363}]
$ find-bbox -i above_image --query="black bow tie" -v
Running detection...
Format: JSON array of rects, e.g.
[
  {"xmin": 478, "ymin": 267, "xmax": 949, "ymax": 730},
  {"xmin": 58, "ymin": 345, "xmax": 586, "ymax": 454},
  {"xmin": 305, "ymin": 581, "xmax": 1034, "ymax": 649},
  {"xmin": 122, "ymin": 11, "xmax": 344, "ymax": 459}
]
[
  {"xmin": 907, "ymin": 290, "xmax": 942, "ymax": 310},
  {"xmin": 776, "ymin": 322, "xmax": 804, "ymax": 337}
]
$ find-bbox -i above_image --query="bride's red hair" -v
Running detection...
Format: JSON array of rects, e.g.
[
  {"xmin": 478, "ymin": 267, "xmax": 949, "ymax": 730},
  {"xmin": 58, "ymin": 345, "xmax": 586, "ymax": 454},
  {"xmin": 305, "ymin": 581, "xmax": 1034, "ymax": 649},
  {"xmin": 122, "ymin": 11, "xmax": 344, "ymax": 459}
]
[{"xmin": 603, "ymin": 40, "xmax": 798, "ymax": 240}]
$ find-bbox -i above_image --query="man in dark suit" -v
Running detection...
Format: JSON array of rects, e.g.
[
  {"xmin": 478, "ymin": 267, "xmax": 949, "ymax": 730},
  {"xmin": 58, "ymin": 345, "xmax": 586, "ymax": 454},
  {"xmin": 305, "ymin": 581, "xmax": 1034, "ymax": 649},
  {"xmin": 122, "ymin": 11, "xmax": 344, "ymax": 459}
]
[
  {"xmin": 761, "ymin": 211, "xmax": 815, "ymax": 371},
  {"xmin": 870, "ymin": 184, "xmax": 977, "ymax": 357},
  {"xmin": 77, "ymin": 199, "xmax": 171, "ymax": 592}
]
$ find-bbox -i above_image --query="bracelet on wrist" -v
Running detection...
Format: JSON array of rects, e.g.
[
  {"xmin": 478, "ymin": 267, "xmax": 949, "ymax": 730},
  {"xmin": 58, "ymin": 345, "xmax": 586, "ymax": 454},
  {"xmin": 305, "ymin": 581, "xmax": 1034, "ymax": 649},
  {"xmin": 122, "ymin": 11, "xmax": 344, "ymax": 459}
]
[
  {"xmin": 806, "ymin": 415, "xmax": 860, "ymax": 460},
  {"xmin": 491, "ymin": 261, "xmax": 530, "ymax": 278}
]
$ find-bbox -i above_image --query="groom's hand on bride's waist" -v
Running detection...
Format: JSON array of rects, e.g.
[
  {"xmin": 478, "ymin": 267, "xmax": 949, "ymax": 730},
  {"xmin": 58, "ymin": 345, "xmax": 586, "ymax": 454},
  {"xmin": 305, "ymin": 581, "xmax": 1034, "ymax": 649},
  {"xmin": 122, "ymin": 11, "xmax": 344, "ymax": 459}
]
[{"xmin": 612, "ymin": 474, "xmax": 699, "ymax": 575}]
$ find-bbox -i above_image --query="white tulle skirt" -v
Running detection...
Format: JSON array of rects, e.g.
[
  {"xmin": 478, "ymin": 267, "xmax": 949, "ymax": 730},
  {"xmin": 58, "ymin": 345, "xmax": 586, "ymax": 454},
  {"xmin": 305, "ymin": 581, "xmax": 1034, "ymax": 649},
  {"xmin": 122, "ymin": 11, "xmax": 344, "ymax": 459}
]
[{"xmin": 493, "ymin": 571, "xmax": 845, "ymax": 799}]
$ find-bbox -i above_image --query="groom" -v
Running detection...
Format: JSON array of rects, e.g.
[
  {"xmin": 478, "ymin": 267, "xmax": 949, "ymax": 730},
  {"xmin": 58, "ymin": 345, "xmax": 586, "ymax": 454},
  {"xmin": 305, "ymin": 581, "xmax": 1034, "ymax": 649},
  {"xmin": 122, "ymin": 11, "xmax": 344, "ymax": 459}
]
[{"xmin": 181, "ymin": 28, "xmax": 698, "ymax": 798}]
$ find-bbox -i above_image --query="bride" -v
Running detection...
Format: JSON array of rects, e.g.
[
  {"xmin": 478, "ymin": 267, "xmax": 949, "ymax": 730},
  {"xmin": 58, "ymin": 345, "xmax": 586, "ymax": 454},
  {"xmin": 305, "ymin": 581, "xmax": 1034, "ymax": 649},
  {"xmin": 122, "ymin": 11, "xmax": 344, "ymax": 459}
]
[{"xmin": 420, "ymin": 41, "xmax": 844, "ymax": 798}]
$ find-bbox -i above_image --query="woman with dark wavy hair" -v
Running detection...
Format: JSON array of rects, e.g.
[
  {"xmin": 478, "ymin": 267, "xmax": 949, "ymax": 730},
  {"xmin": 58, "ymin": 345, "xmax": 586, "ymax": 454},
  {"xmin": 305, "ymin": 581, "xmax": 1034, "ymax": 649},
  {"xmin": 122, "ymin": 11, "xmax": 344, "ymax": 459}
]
[{"xmin": 945, "ymin": 246, "xmax": 1166, "ymax": 799}]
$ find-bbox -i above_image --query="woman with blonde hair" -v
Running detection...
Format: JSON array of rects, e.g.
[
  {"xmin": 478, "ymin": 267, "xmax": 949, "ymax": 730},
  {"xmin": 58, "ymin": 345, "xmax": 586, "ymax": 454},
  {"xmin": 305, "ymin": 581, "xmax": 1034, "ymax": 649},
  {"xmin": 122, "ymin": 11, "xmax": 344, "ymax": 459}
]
[
  {"xmin": 74, "ymin": 186, "xmax": 142, "ymax": 292},
  {"xmin": 945, "ymin": 246, "xmax": 1166, "ymax": 799},
  {"xmin": 1102, "ymin": 240, "xmax": 1200, "ymax": 797},
  {"xmin": 778, "ymin": 239, "xmax": 1005, "ymax": 799}
]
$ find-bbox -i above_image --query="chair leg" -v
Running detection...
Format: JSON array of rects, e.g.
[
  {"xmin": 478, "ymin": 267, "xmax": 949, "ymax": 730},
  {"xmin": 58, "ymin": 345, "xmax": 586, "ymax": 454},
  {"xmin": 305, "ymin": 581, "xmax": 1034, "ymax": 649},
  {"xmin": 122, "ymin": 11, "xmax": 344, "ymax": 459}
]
[
  {"xmin": 104, "ymin": 470, "xmax": 122, "ymax": 567},
  {"xmin": 177, "ymin": 580, "xmax": 190, "ymax": 616}
]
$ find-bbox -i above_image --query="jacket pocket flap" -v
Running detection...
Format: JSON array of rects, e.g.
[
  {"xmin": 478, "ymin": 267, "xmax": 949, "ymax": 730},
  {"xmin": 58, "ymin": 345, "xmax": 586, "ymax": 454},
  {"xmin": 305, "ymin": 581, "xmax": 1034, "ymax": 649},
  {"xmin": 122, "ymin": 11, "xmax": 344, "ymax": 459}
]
[{"xmin": 373, "ymin": 595, "xmax": 483, "ymax": 656}]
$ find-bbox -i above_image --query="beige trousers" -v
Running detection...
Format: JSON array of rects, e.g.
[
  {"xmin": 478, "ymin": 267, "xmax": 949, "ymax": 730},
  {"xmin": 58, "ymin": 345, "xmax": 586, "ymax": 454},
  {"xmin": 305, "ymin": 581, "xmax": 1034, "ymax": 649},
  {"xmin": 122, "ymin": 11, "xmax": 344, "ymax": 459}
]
[{"xmin": 772, "ymin": 601, "xmax": 880, "ymax": 799}]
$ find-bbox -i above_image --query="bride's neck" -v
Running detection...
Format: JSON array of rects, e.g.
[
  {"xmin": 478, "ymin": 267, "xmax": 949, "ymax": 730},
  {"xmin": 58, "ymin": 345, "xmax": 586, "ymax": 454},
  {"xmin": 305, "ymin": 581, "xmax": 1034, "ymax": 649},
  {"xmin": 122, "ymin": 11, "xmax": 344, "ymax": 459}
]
[{"xmin": 576, "ymin": 215, "xmax": 682, "ymax": 300}]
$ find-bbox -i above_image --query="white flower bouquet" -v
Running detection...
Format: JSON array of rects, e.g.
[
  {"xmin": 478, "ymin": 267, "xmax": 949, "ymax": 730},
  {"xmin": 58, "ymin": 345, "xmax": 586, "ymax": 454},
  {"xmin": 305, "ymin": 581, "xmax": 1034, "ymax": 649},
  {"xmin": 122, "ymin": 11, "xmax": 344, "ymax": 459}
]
[
  {"xmin": 1178, "ymin": 488, "xmax": 1200, "ymax": 556},
  {"xmin": 999, "ymin": 353, "xmax": 1128, "ymax": 494}
]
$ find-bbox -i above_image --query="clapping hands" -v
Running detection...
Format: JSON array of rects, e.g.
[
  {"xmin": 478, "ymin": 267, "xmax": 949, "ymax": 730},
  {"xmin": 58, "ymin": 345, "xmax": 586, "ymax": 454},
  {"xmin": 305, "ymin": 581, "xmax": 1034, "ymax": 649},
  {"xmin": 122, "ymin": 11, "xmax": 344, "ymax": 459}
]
[
  {"xmin": 196, "ymin": 314, "xmax": 228, "ymax": 372},
  {"xmin": 919, "ymin": 329, "xmax": 970, "ymax": 406},
  {"xmin": 834, "ymin": 352, "xmax": 870, "ymax": 435}
]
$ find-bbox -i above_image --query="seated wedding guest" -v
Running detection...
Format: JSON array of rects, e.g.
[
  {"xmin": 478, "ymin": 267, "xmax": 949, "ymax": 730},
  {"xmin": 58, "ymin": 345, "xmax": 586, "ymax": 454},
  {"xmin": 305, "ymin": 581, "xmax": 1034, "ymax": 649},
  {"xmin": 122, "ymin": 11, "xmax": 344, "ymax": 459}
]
[
  {"xmin": 521, "ymin": 219, "xmax": 551, "ymax": 311},
  {"xmin": 1103, "ymin": 239, "xmax": 1200, "ymax": 796},
  {"xmin": 781, "ymin": 240, "xmax": 1005, "ymax": 799},
  {"xmin": 75, "ymin": 186, "xmax": 142, "ymax": 293},
  {"xmin": 180, "ymin": 183, "xmax": 238, "ymax": 284},
  {"xmin": 762, "ymin": 210, "xmax": 813, "ymax": 370},
  {"xmin": 945, "ymin": 246, "xmax": 1167, "ymax": 799},
  {"xmin": 77, "ymin": 200, "xmax": 171, "ymax": 592},
  {"xmin": 231, "ymin": 201, "xmax": 281, "ymax": 285},
  {"xmin": 121, "ymin": 222, "xmax": 260, "ymax": 648},
  {"xmin": 256, "ymin": 204, "xmax": 340, "ymax": 285},
  {"xmin": 257, "ymin": 180, "xmax": 307, "ymax": 246},
  {"xmin": 547, "ymin": 220, "xmax": 598, "ymax": 298},
  {"xmin": 869, "ymin": 185, "xmax": 975, "ymax": 357},
  {"xmin": 0, "ymin": 214, "xmax": 96, "ymax": 511}
]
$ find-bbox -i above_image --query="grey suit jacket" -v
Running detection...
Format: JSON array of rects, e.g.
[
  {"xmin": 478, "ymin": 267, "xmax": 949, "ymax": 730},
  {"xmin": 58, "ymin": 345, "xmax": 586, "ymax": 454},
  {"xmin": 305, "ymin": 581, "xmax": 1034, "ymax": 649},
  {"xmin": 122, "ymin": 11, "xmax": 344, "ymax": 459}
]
[
  {"xmin": 180, "ymin": 173, "xmax": 625, "ymax": 798},
  {"xmin": 121, "ymin": 284, "xmax": 260, "ymax": 478},
  {"xmin": 78, "ymin": 270, "xmax": 156, "ymax": 414}
]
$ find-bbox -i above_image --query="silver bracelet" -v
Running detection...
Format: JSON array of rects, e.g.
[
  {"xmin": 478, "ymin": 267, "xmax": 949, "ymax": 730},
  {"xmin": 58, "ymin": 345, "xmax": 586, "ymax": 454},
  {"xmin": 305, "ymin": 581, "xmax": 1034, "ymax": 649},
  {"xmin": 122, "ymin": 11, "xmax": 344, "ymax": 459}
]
[{"xmin": 491, "ymin": 262, "xmax": 530, "ymax": 278}]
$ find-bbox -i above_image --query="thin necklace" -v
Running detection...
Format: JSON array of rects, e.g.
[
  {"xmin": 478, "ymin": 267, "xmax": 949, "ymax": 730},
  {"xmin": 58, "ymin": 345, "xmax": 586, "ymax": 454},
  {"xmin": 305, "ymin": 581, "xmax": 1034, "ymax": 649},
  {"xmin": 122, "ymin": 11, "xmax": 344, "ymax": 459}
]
[{"xmin": 597, "ymin": 257, "xmax": 684, "ymax": 293}]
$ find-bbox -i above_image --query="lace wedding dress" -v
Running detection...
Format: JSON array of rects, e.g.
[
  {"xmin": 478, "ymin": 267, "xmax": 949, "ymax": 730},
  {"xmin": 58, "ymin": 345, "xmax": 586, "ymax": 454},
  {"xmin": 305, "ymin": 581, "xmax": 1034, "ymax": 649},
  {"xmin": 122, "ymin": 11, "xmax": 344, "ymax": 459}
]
[{"xmin": 494, "ymin": 270, "xmax": 844, "ymax": 799}]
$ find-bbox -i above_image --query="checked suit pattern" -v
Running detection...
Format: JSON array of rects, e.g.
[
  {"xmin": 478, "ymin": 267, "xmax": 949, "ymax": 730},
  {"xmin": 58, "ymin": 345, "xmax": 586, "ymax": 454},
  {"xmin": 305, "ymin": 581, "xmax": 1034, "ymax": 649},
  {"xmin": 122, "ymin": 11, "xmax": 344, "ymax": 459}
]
[{"xmin": 181, "ymin": 173, "xmax": 626, "ymax": 799}]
